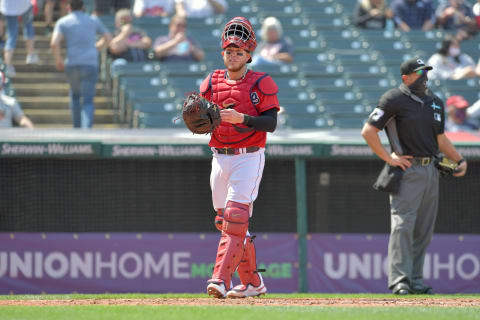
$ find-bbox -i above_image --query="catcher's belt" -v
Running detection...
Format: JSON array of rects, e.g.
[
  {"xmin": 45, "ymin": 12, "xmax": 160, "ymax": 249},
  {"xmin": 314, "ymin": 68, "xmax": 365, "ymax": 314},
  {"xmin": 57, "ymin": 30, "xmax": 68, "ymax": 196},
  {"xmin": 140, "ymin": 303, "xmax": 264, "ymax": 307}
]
[
  {"xmin": 410, "ymin": 157, "xmax": 432, "ymax": 166},
  {"xmin": 213, "ymin": 146, "xmax": 260, "ymax": 155}
]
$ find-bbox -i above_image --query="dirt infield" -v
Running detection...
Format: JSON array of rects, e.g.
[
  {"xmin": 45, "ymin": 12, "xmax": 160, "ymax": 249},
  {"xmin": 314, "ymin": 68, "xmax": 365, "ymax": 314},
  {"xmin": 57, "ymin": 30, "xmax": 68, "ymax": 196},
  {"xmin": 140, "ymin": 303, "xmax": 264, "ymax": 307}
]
[{"xmin": 1, "ymin": 298, "xmax": 479, "ymax": 307}]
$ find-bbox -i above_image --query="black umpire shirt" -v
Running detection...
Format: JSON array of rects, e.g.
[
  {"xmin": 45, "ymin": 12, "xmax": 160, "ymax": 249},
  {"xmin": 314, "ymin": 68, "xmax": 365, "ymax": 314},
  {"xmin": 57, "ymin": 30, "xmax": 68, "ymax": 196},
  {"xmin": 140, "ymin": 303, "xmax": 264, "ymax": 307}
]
[{"xmin": 367, "ymin": 83, "xmax": 445, "ymax": 157}]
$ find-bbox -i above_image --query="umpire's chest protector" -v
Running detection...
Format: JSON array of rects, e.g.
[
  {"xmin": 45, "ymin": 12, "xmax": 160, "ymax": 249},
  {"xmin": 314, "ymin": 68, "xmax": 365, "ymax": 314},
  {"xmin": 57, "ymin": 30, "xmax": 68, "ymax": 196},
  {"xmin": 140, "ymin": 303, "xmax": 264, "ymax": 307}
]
[{"xmin": 201, "ymin": 69, "xmax": 274, "ymax": 147}]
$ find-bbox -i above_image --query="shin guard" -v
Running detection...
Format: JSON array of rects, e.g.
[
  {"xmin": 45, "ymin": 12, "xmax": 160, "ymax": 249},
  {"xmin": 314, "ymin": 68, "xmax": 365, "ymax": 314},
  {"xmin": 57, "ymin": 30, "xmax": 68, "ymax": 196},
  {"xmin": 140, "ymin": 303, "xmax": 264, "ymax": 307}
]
[
  {"xmin": 209, "ymin": 201, "xmax": 249, "ymax": 290},
  {"xmin": 236, "ymin": 235, "xmax": 261, "ymax": 287}
]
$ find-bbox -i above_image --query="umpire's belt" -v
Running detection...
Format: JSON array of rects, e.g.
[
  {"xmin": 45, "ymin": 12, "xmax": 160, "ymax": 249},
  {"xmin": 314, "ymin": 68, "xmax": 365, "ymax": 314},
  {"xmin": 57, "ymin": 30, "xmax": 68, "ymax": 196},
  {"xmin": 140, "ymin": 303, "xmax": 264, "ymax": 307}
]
[
  {"xmin": 410, "ymin": 157, "xmax": 432, "ymax": 166},
  {"xmin": 214, "ymin": 146, "xmax": 260, "ymax": 155}
]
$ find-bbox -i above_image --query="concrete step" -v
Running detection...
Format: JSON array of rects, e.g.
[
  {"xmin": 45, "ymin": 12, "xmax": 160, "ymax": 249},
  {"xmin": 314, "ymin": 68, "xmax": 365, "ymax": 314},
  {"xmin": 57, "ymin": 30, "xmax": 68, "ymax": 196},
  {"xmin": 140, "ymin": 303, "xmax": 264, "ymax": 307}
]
[
  {"xmin": 11, "ymin": 72, "xmax": 67, "ymax": 84},
  {"xmin": 18, "ymin": 96, "xmax": 112, "ymax": 109},
  {"xmin": 14, "ymin": 38, "xmax": 52, "ymax": 49},
  {"xmin": 12, "ymin": 64, "xmax": 58, "ymax": 73},
  {"xmin": 34, "ymin": 123, "xmax": 125, "ymax": 129},
  {"xmin": 13, "ymin": 83, "xmax": 105, "ymax": 97},
  {"xmin": 24, "ymin": 108, "xmax": 115, "ymax": 124}
]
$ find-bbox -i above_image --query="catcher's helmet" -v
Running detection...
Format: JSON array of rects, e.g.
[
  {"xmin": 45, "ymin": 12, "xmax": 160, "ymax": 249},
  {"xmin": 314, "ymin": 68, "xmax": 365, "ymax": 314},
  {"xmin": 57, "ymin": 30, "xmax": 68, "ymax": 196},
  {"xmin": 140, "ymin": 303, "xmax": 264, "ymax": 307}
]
[{"xmin": 222, "ymin": 17, "xmax": 256, "ymax": 61}]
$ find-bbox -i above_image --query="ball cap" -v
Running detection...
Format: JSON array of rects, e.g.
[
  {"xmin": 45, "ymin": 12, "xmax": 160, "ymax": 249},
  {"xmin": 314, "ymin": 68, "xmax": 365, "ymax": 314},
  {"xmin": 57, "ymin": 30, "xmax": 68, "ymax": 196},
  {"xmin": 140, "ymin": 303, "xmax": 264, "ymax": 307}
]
[
  {"xmin": 400, "ymin": 57, "xmax": 433, "ymax": 75},
  {"xmin": 446, "ymin": 95, "xmax": 469, "ymax": 109}
]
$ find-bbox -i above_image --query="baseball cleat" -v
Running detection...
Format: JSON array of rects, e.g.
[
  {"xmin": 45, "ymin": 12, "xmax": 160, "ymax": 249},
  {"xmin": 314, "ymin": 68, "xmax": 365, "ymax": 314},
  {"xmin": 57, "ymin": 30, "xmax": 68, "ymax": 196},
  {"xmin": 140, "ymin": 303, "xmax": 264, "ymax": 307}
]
[
  {"xmin": 226, "ymin": 274, "xmax": 267, "ymax": 298},
  {"xmin": 207, "ymin": 281, "xmax": 227, "ymax": 299}
]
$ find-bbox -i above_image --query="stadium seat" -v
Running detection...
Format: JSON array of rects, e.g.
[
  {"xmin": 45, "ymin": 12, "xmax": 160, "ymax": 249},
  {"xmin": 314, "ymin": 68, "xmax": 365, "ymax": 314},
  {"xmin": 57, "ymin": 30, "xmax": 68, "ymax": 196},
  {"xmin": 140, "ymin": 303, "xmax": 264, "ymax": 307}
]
[
  {"xmin": 306, "ymin": 76, "xmax": 353, "ymax": 92},
  {"xmin": 330, "ymin": 116, "xmax": 367, "ymax": 129},
  {"xmin": 130, "ymin": 100, "xmax": 182, "ymax": 127},
  {"xmin": 281, "ymin": 100, "xmax": 322, "ymax": 116},
  {"xmin": 317, "ymin": 103, "xmax": 372, "ymax": 117},
  {"xmin": 134, "ymin": 112, "xmax": 184, "ymax": 129},
  {"xmin": 285, "ymin": 114, "xmax": 334, "ymax": 129}
]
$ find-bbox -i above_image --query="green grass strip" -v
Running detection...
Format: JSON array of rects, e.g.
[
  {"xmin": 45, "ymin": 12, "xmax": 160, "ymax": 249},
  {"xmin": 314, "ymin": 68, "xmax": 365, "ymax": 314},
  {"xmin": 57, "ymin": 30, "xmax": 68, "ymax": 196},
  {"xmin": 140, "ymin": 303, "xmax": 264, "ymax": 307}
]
[{"xmin": 0, "ymin": 305, "xmax": 479, "ymax": 320}]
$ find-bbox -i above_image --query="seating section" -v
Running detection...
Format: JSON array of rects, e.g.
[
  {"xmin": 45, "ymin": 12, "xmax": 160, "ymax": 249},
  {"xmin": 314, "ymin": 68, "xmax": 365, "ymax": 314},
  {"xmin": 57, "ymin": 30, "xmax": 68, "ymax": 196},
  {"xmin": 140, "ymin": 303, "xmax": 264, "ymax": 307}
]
[{"xmin": 104, "ymin": 0, "xmax": 480, "ymax": 129}]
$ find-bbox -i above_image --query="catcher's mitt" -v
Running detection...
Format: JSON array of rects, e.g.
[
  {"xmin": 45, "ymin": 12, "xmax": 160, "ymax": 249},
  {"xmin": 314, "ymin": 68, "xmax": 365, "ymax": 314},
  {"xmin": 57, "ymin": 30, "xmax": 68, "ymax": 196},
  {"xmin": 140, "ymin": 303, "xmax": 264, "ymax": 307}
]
[
  {"xmin": 434, "ymin": 156, "xmax": 458, "ymax": 176},
  {"xmin": 182, "ymin": 93, "xmax": 221, "ymax": 134}
]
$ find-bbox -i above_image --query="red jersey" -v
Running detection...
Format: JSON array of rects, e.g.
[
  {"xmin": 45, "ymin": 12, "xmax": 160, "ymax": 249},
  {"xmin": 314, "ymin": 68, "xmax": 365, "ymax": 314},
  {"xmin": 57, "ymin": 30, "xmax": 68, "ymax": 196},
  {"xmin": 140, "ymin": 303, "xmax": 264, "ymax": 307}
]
[{"xmin": 200, "ymin": 69, "xmax": 279, "ymax": 148}]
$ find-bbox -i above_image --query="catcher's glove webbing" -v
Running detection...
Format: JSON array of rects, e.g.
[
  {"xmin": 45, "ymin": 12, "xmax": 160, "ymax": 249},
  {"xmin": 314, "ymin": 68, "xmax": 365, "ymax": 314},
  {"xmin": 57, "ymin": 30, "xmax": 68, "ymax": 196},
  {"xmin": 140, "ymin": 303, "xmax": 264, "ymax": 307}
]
[
  {"xmin": 434, "ymin": 156, "xmax": 459, "ymax": 176},
  {"xmin": 182, "ymin": 93, "xmax": 221, "ymax": 134}
]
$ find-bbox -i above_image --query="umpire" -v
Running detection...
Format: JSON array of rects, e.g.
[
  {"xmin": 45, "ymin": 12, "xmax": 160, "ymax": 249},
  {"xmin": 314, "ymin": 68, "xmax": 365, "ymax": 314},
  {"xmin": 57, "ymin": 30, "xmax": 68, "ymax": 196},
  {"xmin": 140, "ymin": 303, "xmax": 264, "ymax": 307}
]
[{"xmin": 361, "ymin": 57, "xmax": 467, "ymax": 295}]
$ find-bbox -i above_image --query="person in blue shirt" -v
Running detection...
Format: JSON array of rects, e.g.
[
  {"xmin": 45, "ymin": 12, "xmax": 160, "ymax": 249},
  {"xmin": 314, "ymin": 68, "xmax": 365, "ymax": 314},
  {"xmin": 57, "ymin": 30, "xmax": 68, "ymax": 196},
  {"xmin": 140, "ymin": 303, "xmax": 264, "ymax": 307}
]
[
  {"xmin": 390, "ymin": 0, "xmax": 435, "ymax": 31},
  {"xmin": 50, "ymin": 0, "xmax": 112, "ymax": 128}
]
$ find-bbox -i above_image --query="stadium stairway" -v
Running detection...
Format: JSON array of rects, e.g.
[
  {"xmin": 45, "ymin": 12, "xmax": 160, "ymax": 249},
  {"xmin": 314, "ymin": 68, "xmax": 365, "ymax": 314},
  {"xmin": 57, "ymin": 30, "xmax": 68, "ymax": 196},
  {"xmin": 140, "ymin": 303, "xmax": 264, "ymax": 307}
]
[{"xmin": 10, "ymin": 20, "xmax": 119, "ymax": 129}]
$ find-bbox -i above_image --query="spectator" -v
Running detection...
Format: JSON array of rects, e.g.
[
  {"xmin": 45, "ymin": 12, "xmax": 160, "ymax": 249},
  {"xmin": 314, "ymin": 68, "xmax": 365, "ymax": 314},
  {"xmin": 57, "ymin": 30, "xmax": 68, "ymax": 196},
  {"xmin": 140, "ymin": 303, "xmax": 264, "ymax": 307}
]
[
  {"xmin": 133, "ymin": 0, "xmax": 174, "ymax": 18},
  {"xmin": 175, "ymin": 0, "xmax": 227, "ymax": 18},
  {"xmin": 0, "ymin": 0, "xmax": 41, "ymax": 77},
  {"xmin": 109, "ymin": 9, "xmax": 152, "ymax": 64},
  {"xmin": 153, "ymin": 14, "xmax": 204, "ymax": 61},
  {"xmin": 0, "ymin": 71, "xmax": 34, "ymax": 128},
  {"xmin": 94, "ymin": 0, "xmax": 132, "ymax": 16},
  {"xmin": 474, "ymin": 0, "xmax": 480, "ymax": 22},
  {"xmin": 250, "ymin": 17, "xmax": 293, "ymax": 67},
  {"xmin": 354, "ymin": 0, "xmax": 394, "ymax": 29},
  {"xmin": 436, "ymin": 0, "xmax": 477, "ymax": 40},
  {"xmin": 390, "ymin": 0, "xmax": 435, "ymax": 31},
  {"xmin": 50, "ymin": 0, "xmax": 112, "ymax": 128},
  {"xmin": 445, "ymin": 95, "xmax": 479, "ymax": 132},
  {"xmin": 44, "ymin": 0, "xmax": 68, "ymax": 35},
  {"xmin": 427, "ymin": 34, "xmax": 476, "ymax": 80}
]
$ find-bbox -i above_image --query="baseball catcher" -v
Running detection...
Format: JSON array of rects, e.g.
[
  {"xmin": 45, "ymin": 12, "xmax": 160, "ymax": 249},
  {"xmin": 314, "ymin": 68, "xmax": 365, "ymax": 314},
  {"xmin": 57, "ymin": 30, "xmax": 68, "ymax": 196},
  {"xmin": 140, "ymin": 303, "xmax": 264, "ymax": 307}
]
[{"xmin": 182, "ymin": 93, "xmax": 221, "ymax": 134}]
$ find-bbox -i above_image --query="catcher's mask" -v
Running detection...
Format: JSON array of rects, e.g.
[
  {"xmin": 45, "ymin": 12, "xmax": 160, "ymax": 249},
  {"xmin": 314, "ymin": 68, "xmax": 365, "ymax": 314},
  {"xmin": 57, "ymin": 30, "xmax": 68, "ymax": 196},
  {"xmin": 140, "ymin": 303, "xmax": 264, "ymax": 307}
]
[{"xmin": 222, "ymin": 17, "xmax": 256, "ymax": 63}]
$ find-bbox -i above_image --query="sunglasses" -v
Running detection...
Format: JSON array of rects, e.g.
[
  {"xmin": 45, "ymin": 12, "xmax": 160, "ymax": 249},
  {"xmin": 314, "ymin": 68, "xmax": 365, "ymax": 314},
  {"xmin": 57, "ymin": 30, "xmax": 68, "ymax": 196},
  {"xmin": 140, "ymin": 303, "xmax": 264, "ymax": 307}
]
[{"xmin": 415, "ymin": 69, "xmax": 428, "ymax": 76}]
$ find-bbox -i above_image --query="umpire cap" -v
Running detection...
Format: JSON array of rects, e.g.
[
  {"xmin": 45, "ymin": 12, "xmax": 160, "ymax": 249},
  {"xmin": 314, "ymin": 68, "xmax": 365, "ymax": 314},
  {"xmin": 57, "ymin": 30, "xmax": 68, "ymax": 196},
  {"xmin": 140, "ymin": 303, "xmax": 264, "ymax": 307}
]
[{"xmin": 400, "ymin": 58, "xmax": 433, "ymax": 75}]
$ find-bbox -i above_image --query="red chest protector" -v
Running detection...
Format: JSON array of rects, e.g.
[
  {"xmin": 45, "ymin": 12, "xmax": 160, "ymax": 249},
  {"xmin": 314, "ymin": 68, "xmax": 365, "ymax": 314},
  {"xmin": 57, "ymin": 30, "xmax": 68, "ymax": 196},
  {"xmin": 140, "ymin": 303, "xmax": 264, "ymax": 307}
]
[{"xmin": 200, "ymin": 69, "xmax": 272, "ymax": 148}]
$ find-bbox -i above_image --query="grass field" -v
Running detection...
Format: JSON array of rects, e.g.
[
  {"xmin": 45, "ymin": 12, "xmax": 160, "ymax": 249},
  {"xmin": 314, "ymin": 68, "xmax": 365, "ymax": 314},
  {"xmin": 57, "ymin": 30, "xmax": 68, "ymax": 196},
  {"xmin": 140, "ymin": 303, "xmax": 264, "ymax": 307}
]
[{"xmin": 1, "ymin": 294, "xmax": 479, "ymax": 320}]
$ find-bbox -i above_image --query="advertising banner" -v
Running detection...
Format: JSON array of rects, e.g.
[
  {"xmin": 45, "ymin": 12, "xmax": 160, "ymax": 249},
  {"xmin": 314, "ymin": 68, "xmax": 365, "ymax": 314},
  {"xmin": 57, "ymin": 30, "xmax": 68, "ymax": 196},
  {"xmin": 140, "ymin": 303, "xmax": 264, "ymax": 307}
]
[
  {"xmin": 0, "ymin": 233, "xmax": 298, "ymax": 294},
  {"xmin": 308, "ymin": 234, "xmax": 480, "ymax": 293}
]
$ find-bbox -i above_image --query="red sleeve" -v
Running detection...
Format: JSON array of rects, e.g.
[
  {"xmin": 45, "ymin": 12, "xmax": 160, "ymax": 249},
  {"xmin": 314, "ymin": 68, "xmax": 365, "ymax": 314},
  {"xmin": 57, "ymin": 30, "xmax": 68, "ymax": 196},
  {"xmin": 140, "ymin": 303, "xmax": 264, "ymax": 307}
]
[
  {"xmin": 199, "ymin": 74, "xmax": 211, "ymax": 100},
  {"xmin": 254, "ymin": 88, "xmax": 280, "ymax": 113}
]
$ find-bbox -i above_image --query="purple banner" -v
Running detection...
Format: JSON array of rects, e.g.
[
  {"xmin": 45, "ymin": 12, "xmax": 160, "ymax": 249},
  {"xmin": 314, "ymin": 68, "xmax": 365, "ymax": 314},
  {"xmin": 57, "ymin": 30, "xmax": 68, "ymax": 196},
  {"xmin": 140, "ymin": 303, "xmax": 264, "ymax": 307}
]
[
  {"xmin": 308, "ymin": 234, "xmax": 480, "ymax": 293},
  {"xmin": 0, "ymin": 233, "xmax": 298, "ymax": 294}
]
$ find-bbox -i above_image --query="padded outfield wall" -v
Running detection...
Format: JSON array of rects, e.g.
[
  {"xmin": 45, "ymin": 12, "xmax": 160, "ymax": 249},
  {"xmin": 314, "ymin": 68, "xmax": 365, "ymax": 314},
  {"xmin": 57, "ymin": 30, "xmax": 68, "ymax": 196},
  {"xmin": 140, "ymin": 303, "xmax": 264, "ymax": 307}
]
[
  {"xmin": 0, "ymin": 129, "xmax": 479, "ymax": 293},
  {"xmin": 1, "ymin": 129, "xmax": 479, "ymax": 234}
]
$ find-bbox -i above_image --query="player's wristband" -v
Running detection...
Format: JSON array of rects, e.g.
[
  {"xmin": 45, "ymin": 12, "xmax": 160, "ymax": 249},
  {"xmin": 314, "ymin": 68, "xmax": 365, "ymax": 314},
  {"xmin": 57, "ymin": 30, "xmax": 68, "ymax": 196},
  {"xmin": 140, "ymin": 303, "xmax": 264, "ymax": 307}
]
[
  {"xmin": 242, "ymin": 115, "xmax": 251, "ymax": 126},
  {"xmin": 457, "ymin": 158, "xmax": 466, "ymax": 166}
]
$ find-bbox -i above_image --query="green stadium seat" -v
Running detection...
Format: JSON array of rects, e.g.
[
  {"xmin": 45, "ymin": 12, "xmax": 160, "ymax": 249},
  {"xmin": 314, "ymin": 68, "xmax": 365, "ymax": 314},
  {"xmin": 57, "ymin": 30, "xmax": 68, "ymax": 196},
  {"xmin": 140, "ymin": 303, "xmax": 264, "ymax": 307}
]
[
  {"xmin": 249, "ymin": 64, "xmax": 300, "ymax": 77},
  {"xmin": 130, "ymin": 100, "xmax": 182, "ymax": 127},
  {"xmin": 461, "ymin": 40, "xmax": 480, "ymax": 58},
  {"xmin": 360, "ymin": 29, "xmax": 403, "ymax": 42},
  {"xmin": 315, "ymin": 90, "xmax": 363, "ymax": 104},
  {"xmin": 134, "ymin": 112, "xmax": 184, "ymax": 129},
  {"xmin": 298, "ymin": 62, "xmax": 343, "ymax": 77},
  {"xmin": 351, "ymin": 76, "xmax": 398, "ymax": 90},
  {"xmin": 281, "ymin": 100, "xmax": 322, "ymax": 116},
  {"xmin": 285, "ymin": 114, "xmax": 334, "ymax": 129},
  {"xmin": 317, "ymin": 103, "xmax": 372, "ymax": 117},
  {"xmin": 330, "ymin": 116, "xmax": 367, "ymax": 129},
  {"xmin": 306, "ymin": 76, "xmax": 353, "ymax": 92}
]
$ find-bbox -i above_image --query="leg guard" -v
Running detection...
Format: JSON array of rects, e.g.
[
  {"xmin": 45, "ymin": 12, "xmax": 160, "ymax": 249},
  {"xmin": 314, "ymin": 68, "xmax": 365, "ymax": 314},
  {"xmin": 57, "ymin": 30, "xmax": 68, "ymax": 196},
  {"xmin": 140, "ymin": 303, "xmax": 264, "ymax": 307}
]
[
  {"xmin": 208, "ymin": 201, "xmax": 249, "ymax": 291},
  {"xmin": 237, "ymin": 236, "xmax": 261, "ymax": 287},
  {"xmin": 214, "ymin": 209, "xmax": 224, "ymax": 232}
]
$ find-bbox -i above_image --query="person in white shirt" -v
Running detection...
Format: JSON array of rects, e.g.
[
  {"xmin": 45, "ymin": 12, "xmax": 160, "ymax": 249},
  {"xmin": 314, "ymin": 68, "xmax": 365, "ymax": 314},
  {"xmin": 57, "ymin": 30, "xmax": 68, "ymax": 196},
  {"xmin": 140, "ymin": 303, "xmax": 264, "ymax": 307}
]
[
  {"xmin": 0, "ymin": 70, "xmax": 34, "ymax": 128},
  {"xmin": 133, "ymin": 0, "xmax": 175, "ymax": 18},
  {"xmin": 175, "ymin": 0, "xmax": 227, "ymax": 18},
  {"xmin": 0, "ymin": 0, "xmax": 40, "ymax": 77},
  {"xmin": 427, "ymin": 34, "xmax": 476, "ymax": 80}
]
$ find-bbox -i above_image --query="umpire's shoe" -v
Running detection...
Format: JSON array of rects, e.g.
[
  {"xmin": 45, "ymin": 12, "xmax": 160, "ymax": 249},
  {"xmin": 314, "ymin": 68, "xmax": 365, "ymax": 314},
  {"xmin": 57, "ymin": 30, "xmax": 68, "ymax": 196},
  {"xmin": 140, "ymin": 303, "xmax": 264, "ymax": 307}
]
[
  {"xmin": 226, "ymin": 274, "xmax": 267, "ymax": 298},
  {"xmin": 392, "ymin": 282, "xmax": 411, "ymax": 295},
  {"xmin": 207, "ymin": 280, "xmax": 227, "ymax": 299},
  {"xmin": 411, "ymin": 284, "xmax": 434, "ymax": 295}
]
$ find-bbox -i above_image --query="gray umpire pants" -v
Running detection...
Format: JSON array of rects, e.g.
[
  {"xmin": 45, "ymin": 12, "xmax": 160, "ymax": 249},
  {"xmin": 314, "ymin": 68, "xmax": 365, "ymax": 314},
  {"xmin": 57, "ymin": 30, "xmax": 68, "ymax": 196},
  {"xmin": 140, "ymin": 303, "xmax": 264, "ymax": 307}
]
[{"xmin": 388, "ymin": 162, "xmax": 439, "ymax": 290}]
